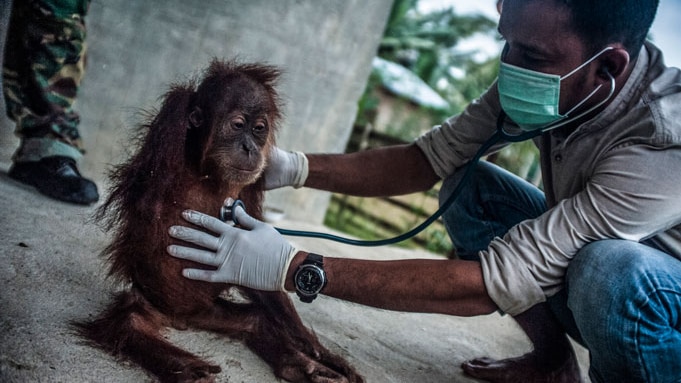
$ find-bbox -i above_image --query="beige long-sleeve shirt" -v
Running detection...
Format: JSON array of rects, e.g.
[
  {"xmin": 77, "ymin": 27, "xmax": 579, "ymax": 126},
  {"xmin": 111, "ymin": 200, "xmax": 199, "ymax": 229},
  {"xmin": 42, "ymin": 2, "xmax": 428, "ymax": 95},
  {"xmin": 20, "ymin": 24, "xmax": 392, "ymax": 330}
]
[{"xmin": 415, "ymin": 42, "xmax": 681, "ymax": 315}]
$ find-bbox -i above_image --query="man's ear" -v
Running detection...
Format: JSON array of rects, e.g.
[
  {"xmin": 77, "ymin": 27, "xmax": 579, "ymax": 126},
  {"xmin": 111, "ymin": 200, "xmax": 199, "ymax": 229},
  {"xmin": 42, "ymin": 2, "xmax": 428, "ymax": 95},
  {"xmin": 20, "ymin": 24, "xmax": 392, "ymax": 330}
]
[
  {"xmin": 188, "ymin": 106, "xmax": 204, "ymax": 128},
  {"xmin": 596, "ymin": 47, "xmax": 630, "ymax": 82}
]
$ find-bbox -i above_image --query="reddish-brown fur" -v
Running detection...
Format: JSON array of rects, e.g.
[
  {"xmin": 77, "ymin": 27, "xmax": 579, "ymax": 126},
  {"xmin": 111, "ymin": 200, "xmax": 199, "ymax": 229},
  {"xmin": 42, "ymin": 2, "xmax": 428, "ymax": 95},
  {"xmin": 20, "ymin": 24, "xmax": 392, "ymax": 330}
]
[{"xmin": 74, "ymin": 60, "xmax": 362, "ymax": 383}]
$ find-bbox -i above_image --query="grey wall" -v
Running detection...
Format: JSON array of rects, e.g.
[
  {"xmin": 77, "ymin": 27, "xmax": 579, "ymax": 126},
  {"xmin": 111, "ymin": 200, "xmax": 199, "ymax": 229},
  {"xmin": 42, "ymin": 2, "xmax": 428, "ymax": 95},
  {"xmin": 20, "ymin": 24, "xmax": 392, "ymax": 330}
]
[{"xmin": 0, "ymin": 0, "xmax": 392, "ymax": 223}]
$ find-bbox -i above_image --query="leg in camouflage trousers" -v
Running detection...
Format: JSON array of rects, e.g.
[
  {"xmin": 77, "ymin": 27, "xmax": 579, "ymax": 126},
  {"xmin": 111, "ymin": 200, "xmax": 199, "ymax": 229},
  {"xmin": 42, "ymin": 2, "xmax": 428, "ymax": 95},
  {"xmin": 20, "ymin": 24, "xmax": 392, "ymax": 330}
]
[{"xmin": 4, "ymin": 0, "xmax": 99, "ymax": 204}]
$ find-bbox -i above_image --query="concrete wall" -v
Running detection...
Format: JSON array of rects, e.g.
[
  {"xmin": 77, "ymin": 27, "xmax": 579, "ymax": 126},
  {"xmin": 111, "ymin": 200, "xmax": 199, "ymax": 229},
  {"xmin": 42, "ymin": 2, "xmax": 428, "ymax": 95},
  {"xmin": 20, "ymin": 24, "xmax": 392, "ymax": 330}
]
[{"xmin": 0, "ymin": 0, "xmax": 393, "ymax": 223}]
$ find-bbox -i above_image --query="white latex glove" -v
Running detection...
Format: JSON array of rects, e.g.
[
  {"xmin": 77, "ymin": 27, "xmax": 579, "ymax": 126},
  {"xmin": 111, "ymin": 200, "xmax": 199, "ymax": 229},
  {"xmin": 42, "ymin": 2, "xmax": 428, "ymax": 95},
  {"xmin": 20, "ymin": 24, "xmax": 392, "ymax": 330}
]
[
  {"xmin": 167, "ymin": 205, "xmax": 297, "ymax": 291},
  {"xmin": 263, "ymin": 147, "xmax": 309, "ymax": 190}
]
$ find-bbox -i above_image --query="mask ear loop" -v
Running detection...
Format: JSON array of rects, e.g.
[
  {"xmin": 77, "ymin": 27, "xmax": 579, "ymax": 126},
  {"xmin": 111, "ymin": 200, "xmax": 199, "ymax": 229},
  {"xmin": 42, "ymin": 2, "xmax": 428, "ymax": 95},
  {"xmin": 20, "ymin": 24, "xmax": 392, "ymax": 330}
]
[
  {"xmin": 560, "ymin": 46, "xmax": 615, "ymax": 80},
  {"xmin": 538, "ymin": 68, "xmax": 616, "ymax": 134},
  {"xmin": 545, "ymin": 46, "xmax": 616, "ymax": 124}
]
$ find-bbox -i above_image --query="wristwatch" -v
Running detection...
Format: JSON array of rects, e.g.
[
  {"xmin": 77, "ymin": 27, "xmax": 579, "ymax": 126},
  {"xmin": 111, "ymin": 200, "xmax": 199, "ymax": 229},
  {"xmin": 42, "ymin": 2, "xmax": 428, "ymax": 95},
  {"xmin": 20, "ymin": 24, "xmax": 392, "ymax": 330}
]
[{"xmin": 294, "ymin": 253, "xmax": 327, "ymax": 303}]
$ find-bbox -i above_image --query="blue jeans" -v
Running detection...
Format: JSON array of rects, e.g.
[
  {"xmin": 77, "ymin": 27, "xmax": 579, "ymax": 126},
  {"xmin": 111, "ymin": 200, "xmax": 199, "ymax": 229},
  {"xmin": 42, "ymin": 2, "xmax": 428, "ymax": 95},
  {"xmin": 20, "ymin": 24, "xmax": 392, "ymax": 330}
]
[{"xmin": 439, "ymin": 160, "xmax": 681, "ymax": 382}]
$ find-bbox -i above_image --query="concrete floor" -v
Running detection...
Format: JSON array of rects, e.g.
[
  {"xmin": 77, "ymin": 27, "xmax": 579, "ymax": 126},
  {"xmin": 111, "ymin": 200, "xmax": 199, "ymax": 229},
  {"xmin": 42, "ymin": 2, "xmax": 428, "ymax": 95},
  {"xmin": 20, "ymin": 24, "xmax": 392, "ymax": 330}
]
[{"xmin": 0, "ymin": 161, "xmax": 591, "ymax": 382}]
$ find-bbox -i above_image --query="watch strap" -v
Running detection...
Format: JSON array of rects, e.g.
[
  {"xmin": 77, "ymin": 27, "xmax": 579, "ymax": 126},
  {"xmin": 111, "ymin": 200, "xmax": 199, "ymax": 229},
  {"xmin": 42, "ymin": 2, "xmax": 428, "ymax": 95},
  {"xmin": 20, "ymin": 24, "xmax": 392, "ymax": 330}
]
[{"xmin": 306, "ymin": 252, "xmax": 324, "ymax": 267}]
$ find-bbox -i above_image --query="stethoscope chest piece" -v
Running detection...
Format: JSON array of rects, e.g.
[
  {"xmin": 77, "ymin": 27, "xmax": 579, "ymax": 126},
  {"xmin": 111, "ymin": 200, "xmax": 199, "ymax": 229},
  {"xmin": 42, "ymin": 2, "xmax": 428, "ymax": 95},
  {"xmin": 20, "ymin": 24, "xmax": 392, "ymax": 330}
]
[{"xmin": 219, "ymin": 199, "xmax": 246, "ymax": 225}]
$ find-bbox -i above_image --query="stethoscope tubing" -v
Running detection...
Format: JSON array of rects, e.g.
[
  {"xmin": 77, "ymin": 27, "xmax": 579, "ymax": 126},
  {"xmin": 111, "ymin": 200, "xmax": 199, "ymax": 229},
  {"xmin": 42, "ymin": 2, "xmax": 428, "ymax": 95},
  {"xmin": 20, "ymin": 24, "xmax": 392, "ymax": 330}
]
[{"xmin": 272, "ymin": 112, "xmax": 540, "ymax": 246}]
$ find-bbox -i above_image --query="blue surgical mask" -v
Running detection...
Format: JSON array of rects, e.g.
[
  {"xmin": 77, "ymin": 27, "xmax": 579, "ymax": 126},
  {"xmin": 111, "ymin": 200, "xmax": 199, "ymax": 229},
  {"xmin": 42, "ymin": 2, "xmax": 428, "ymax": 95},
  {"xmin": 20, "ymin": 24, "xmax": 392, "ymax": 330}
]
[{"xmin": 498, "ymin": 47, "xmax": 615, "ymax": 131}]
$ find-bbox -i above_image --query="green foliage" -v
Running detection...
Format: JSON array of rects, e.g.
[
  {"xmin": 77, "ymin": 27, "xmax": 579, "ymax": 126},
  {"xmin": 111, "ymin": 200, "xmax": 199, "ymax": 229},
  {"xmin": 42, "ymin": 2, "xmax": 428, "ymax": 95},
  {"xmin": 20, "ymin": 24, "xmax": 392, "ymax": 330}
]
[
  {"xmin": 354, "ymin": 71, "xmax": 382, "ymax": 128},
  {"xmin": 325, "ymin": 0, "xmax": 542, "ymax": 256},
  {"xmin": 378, "ymin": 0, "xmax": 499, "ymax": 106}
]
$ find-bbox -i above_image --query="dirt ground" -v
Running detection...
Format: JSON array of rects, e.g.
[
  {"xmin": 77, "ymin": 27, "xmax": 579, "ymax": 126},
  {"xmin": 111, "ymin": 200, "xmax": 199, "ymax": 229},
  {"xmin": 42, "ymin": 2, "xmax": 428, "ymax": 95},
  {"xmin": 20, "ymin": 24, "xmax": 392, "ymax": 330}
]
[{"xmin": 0, "ymin": 158, "xmax": 591, "ymax": 383}]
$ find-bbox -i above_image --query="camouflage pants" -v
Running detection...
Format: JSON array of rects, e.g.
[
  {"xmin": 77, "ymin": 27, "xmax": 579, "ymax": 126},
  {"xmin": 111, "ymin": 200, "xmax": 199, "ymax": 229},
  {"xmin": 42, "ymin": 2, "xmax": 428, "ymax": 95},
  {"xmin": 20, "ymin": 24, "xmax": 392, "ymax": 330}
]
[{"xmin": 3, "ymin": 0, "xmax": 91, "ymax": 162}]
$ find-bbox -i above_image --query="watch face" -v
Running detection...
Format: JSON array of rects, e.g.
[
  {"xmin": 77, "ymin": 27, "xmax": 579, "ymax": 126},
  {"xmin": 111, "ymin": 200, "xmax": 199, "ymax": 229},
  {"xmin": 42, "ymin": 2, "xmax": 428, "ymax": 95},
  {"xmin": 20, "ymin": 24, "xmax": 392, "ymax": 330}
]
[{"xmin": 295, "ymin": 264, "xmax": 325, "ymax": 296}]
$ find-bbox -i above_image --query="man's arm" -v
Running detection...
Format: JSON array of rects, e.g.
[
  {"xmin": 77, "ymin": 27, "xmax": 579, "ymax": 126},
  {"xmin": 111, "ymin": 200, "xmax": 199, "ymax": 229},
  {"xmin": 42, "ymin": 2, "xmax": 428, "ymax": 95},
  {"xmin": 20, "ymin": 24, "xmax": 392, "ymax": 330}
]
[
  {"xmin": 305, "ymin": 143, "xmax": 440, "ymax": 196},
  {"xmin": 167, "ymin": 207, "xmax": 497, "ymax": 317},
  {"xmin": 285, "ymin": 251, "xmax": 498, "ymax": 316}
]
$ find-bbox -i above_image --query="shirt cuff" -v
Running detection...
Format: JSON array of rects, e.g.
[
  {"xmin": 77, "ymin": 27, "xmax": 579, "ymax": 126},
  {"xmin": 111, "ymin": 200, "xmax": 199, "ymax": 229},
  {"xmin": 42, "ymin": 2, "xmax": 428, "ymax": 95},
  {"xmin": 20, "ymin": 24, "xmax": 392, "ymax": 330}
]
[{"xmin": 479, "ymin": 240, "xmax": 547, "ymax": 316}]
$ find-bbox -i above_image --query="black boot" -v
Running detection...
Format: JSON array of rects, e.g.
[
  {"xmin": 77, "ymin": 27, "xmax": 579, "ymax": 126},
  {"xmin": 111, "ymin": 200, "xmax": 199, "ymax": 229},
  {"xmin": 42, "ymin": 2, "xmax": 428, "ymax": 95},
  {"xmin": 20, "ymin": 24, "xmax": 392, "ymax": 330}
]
[{"xmin": 9, "ymin": 156, "xmax": 99, "ymax": 205}]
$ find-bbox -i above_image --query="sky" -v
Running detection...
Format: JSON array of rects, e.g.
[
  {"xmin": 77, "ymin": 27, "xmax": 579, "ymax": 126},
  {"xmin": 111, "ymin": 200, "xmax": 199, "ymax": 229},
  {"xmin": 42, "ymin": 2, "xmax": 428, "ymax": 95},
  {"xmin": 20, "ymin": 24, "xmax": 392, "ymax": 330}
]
[{"xmin": 418, "ymin": 0, "xmax": 681, "ymax": 69}]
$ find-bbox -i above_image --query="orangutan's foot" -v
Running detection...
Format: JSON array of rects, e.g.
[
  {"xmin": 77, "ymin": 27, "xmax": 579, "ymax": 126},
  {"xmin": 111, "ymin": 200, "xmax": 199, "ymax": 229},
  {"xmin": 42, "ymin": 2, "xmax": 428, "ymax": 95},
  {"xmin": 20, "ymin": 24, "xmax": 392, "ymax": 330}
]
[{"xmin": 461, "ymin": 349, "xmax": 582, "ymax": 383}]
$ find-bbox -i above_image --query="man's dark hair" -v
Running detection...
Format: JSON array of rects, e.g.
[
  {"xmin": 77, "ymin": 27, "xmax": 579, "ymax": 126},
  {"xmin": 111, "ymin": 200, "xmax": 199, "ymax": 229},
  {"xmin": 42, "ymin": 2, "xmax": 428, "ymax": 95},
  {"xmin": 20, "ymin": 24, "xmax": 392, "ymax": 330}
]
[{"xmin": 563, "ymin": 0, "xmax": 659, "ymax": 59}]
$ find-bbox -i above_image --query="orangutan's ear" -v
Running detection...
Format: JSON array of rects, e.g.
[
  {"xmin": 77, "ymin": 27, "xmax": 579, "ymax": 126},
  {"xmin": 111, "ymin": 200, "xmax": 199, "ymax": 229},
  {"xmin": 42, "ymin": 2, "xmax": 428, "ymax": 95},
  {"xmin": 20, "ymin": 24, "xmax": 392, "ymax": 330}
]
[{"xmin": 189, "ymin": 106, "xmax": 203, "ymax": 128}]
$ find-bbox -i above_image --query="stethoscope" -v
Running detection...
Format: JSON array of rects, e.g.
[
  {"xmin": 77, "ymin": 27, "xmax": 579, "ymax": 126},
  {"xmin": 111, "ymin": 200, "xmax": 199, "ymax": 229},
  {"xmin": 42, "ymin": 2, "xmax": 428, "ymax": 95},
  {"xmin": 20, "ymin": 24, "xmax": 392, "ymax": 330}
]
[
  {"xmin": 217, "ymin": 113, "xmax": 537, "ymax": 247},
  {"xmin": 220, "ymin": 70, "xmax": 615, "ymax": 247}
]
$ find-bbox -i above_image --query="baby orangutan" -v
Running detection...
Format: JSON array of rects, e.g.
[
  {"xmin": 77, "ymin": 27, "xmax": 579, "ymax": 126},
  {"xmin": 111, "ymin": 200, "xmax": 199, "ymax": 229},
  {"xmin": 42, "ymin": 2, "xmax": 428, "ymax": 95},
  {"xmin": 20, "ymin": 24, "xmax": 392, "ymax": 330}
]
[{"xmin": 75, "ymin": 60, "xmax": 362, "ymax": 383}]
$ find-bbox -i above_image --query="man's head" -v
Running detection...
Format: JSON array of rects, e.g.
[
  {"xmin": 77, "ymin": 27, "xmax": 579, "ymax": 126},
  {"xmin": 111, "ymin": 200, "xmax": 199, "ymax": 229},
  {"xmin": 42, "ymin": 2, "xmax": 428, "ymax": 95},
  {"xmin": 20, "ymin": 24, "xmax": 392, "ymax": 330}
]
[
  {"xmin": 498, "ymin": 0, "xmax": 659, "ymax": 125},
  {"xmin": 562, "ymin": 0, "xmax": 659, "ymax": 60},
  {"xmin": 500, "ymin": 0, "xmax": 659, "ymax": 60}
]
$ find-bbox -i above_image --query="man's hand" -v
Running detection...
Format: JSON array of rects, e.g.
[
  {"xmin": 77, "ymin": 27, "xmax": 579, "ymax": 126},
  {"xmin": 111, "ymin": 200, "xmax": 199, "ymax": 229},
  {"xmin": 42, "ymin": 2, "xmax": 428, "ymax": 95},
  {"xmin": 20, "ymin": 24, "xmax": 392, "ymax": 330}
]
[
  {"xmin": 167, "ymin": 205, "xmax": 297, "ymax": 291},
  {"xmin": 263, "ymin": 147, "xmax": 309, "ymax": 190}
]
